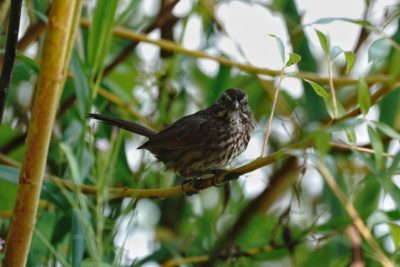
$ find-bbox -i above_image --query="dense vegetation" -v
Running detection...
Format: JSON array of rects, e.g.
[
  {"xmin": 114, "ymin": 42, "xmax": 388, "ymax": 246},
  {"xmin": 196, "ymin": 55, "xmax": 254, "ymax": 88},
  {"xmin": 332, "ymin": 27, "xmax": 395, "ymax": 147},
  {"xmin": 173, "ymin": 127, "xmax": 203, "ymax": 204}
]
[{"xmin": 0, "ymin": 0, "xmax": 399, "ymax": 266}]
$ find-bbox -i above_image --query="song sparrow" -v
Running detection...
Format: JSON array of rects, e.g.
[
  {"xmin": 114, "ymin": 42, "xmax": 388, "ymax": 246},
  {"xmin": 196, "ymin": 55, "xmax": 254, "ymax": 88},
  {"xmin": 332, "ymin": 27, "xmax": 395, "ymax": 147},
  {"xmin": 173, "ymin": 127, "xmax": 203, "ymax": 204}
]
[{"xmin": 89, "ymin": 88, "xmax": 255, "ymax": 177}]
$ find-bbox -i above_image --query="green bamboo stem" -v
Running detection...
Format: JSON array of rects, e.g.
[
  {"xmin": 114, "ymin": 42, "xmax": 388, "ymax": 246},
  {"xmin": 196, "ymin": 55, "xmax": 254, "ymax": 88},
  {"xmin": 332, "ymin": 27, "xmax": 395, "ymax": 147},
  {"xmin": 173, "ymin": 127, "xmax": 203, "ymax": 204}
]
[{"xmin": 2, "ymin": 1, "xmax": 79, "ymax": 266}]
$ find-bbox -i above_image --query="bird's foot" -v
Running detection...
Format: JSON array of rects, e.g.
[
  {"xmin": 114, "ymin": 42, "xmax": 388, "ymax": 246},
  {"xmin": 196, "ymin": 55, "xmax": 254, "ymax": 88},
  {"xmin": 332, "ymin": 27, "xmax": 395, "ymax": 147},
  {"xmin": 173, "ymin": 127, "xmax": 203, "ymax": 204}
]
[
  {"xmin": 211, "ymin": 169, "xmax": 240, "ymax": 187},
  {"xmin": 181, "ymin": 177, "xmax": 207, "ymax": 195}
]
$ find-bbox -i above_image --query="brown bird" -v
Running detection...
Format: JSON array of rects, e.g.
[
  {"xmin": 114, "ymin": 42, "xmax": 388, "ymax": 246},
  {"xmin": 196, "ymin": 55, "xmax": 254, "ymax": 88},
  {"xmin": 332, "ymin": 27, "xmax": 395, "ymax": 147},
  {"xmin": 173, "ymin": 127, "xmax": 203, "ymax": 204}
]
[{"xmin": 89, "ymin": 88, "xmax": 255, "ymax": 177}]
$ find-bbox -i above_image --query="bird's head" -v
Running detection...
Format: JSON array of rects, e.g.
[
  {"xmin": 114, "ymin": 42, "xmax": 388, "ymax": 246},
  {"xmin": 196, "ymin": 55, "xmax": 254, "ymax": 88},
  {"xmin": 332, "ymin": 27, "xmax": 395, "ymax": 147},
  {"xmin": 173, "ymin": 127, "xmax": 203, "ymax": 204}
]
[{"xmin": 213, "ymin": 88, "xmax": 251, "ymax": 121}]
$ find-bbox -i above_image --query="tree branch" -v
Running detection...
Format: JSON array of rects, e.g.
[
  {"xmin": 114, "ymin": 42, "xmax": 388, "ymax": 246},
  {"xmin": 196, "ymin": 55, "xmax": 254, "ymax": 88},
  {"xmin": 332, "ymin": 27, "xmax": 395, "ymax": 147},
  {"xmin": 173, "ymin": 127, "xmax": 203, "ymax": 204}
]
[{"xmin": 79, "ymin": 19, "xmax": 392, "ymax": 86}]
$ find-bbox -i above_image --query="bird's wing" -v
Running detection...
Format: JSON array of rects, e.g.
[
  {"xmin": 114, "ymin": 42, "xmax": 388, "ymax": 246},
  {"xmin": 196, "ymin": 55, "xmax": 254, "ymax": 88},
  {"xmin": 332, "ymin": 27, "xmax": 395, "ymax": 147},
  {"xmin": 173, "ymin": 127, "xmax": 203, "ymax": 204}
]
[{"xmin": 138, "ymin": 111, "xmax": 211, "ymax": 150}]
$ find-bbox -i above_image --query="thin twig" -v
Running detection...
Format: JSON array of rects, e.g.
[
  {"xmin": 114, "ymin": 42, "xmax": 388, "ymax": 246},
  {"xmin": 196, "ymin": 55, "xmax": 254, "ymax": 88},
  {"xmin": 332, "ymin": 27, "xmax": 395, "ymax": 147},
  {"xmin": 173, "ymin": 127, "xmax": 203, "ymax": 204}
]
[
  {"xmin": 262, "ymin": 68, "xmax": 285, "ymax": 156},
  {"xmin": 330, "ymin": 141, "xmax": 393, "ymax": 158}
]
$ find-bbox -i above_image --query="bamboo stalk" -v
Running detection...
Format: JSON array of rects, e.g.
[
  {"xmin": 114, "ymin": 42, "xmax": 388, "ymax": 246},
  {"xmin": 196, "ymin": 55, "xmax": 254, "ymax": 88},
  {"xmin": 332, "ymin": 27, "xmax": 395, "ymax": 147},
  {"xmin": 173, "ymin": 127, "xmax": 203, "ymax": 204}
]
[{"xmin": 2, "ymin": 1, "xmax": 79, "ymax": 266}]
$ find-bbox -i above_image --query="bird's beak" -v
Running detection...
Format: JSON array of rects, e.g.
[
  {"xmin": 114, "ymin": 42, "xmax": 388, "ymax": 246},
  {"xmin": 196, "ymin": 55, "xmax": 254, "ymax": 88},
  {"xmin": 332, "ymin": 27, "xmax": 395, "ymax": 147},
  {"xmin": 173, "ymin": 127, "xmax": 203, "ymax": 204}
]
[{"xmin": 232, "ymin": 100, "xmax": 240, "ymax": 110}]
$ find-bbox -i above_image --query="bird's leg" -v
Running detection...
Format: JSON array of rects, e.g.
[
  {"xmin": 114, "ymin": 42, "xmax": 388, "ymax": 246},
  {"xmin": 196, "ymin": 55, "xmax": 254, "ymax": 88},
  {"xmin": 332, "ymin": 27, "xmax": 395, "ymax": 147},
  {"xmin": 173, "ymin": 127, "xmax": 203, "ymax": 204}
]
[
  {"xmin": 181, "ymin": 171, "xmax": 210, "ymax": 195},
  {"xmin": 211, "ymin": 169, "xmax": 242, "ymax": 186},
  {"xmin": 181, "ymin": 177, "xmax": 202, "ymax": 195},
  {"xmin": 180, "ymin": 170, "xmax": 241, "ymax": 194}
]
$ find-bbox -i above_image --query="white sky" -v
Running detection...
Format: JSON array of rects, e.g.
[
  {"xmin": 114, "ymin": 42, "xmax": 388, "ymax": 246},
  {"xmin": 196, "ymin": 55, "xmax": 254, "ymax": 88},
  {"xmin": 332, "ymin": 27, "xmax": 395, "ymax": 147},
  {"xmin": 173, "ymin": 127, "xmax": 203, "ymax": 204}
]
[{"xmin": 118, "ymin": 0, "xmax": 400, "ymax": 263}]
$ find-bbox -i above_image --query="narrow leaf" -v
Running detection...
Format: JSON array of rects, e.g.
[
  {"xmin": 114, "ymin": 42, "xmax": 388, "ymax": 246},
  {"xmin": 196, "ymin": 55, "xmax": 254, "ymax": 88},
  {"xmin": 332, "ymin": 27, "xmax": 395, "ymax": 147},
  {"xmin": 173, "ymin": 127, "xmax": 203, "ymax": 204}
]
[
  {"xmin": 304, "ymin": 79, "xmax": 329, "ymax": 100},
  {"xmin": 312, "ymin": 17, "xmax": 371, "ymax": 27},
  {"xmin": 367, "ymin": 126, "xmax": 384, "ymax": 169},
  {"xmin": 59, "ymin": 143, "xmax": 81, "ymax": 183},
  {"xmin": 324, "ymin": 96, "xmax": 346, "ymax": 119},
  {"xmin": 344, "ymin": 51, "xmax": 356, "ymax": 74},
  {"xmin": 357, "ymin": 79, "xmax": 371, "ymax": 114},
  {"xmin": 314, "ymin": 130, "xmax": 331, "ymax": 157},
  {"xmin": 0, "ymin": 165, "xmax": 19, "ymax": 184},
  {"xmin": 368, "ymin": 38, "xmax": 391, "ymax": 63},
  {"xmin": 345, "ymin": 128, "xmax": 357, "ymax": 143},
  {"xmin": 268, "ymin": 34, "xmax": 285, "ymax": 64},
  {"xmin": 87, "ymin": 0, "xmax": 119, "ymax": 74},
  {"xmin": 374, "ymin": 121, "xmax": 400, "ymax": 140},
  {"xmin": 315, "ymin": 29, "xmax": 330, "ymax": 56},
  {"xmin": 286, "ymin": 53, "xmax": 301, "ymax": 67},
  {"xmin": 391, "ymin": 223, "xmax": 400, "ymax": 250}
]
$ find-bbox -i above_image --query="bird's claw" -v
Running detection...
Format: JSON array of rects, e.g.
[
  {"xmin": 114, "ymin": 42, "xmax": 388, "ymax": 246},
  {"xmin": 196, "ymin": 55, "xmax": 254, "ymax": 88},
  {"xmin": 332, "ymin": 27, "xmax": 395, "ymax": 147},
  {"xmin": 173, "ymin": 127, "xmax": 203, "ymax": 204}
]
[
  {"xmin": 211, "ymin": 169, "xmax": 241, "ymax": 187},
  {"xmin": 181, "ymin": 177, "xmax": 206, "ymax": 195}
]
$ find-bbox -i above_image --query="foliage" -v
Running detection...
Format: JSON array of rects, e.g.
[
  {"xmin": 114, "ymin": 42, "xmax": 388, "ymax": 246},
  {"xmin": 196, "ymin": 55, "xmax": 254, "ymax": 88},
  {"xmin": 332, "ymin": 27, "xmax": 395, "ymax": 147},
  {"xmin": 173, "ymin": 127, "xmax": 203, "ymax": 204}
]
[{"xmin": 0, "ymin": 0, "xmax": 400, "ymax": 266}]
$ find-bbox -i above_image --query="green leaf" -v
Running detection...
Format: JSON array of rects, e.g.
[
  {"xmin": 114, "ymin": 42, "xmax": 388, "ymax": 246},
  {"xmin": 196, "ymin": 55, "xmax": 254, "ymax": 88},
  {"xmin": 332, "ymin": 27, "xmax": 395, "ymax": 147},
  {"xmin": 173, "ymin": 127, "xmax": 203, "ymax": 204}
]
[
  {"xmin": 115, "ymin": 0, "xmax": 140, "ymax": 25},
  {"xmin": 72, "ymin": 209, "xmax": 85, "ymax": 267},
  {"xmin": 367, "ymin": 126, "xmax": 384, "ymax": 169},
  {"xmin": 324, "ymin": 96, "xmax": 346, "ymax": 119},
  {"xmin": 344, "ymin": 51, "xmax": 355, "ymax": 74},
  {"xmin": 304, "ymin": 79, "xmax": 329, "ymax": 100},
  {"xmin": 357, "ymin": 79, "xmax": 371, "ymax": 114},
  {"xmin": 59, "ymin": 143, "xmax": 81, "ymax": 183},
  {"xmin": 0, "ymin": 165, "xmax": 19, "ymax": 210},
  {"xmin": 390, "ymin": 223, "xmax": 400, "ymax": 250},
  {"xmin": 16, "ymin": 51, "xmax": 40, "ymax": 73},
  {"xmin": 71, "ymin": 50, "xmax": 90, "ymax": 118},
  {"xmin": 389, "ymin": 49, "xmax": 400, "ymax": 78},
  {"xmin": 285, "ymin": 53, "xmax": 301, "ymax": 67},
  {"xmin": 87, "ymin": 0, "xmax": 119, "ymax": 75},
  {"xmin": 345, "ymin": 128, "xmax": 357, "ymax": 143},
  {"xmin": 314, "ymin": 130, "xmax": 331, "ymax": 157},
  {"xmin": 354, "ymin": 174, "xmax": 380, "ymax": 220},
  {"xmin": 268, "ymin": 34, "xmax": 285, "ymax": 64},
  {"xmin": 312, "ymin": 17, "xmax": 371, "ymax": 27},
  {"xmin": 374, "ymin": 121, "xmax": 400, "ymax": 140},
  {"xmin": 328, "ymin": 118, "xmax": 364, "ymax": 131},
  {"xmin": 315, "ymin": 29, "xmax": 330, "ymax": 56},
  {"xmin": 368, "ymin": 38, "xmax": 391, "ymax": 63},
  {"xmin": 330, "ymin": 46, "xmax": 343, "ymax": 60},
  {"xmin": 0, "ymin": 165, "xmax": 19, "ymax": 184}
]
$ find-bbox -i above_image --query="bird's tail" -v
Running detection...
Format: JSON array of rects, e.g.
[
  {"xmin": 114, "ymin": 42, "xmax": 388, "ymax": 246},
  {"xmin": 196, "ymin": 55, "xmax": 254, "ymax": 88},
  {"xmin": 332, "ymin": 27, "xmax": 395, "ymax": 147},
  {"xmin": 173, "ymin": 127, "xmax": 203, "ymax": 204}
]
[{"xmin": 89, "ymin": 113, "xmax": 156, "ymax": 137}]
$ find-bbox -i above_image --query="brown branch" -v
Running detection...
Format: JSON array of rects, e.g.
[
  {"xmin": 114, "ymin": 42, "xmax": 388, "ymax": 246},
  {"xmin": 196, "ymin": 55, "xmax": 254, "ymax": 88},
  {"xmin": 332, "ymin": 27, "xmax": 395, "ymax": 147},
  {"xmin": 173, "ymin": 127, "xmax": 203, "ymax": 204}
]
[
  {"xmin": 0, "ymin": 147, "xmax": 289, "ymax": 199},
  {"xmin": 0, "ymin": 133, "xmax": 26, "ymax": 154},
  {"xmin": 346, "ymin": 225, "xmax": 364, "ymax": 267},
  {"xmin": 17, "ymin": 20, "xmax": 47, "ymax": 51}
]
